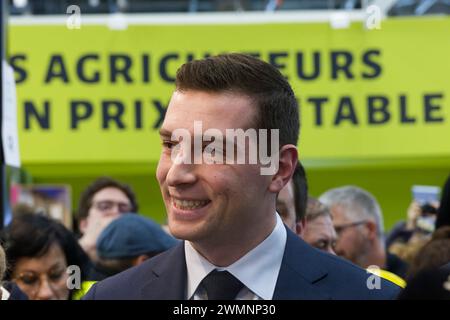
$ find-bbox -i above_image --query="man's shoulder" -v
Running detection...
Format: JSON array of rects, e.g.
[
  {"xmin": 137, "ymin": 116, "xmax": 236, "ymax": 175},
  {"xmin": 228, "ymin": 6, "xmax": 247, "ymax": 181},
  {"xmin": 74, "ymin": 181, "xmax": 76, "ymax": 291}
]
[
  {"xmin": 317, "ymin": 250, "xmax": 401, "ymax": 299},
  {"xmin": 83, "ymin": 244, "xmax": 183, "ymax": 300},
  {"xmin": 284, "ymin": 232, "xmax": 402, "ymax": 300}
]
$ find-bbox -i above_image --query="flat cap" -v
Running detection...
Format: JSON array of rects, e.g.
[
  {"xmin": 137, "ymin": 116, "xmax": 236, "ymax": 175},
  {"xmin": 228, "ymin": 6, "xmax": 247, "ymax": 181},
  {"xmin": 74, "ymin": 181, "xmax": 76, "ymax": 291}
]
[{"xmin": 97, "ymin": 213, "xmax": 178, "ymax": 259}]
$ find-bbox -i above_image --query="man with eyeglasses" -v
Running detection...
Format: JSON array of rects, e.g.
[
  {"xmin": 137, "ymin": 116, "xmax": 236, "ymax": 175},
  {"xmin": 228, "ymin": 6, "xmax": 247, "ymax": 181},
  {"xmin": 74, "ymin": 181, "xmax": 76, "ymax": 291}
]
[
  {"xmin": 77, "ymin": 177, "xmax": 139, "ymax": 263},
  {"xmin": 319, "ymin": 185, "xmax": 408, "ymax": 284}
]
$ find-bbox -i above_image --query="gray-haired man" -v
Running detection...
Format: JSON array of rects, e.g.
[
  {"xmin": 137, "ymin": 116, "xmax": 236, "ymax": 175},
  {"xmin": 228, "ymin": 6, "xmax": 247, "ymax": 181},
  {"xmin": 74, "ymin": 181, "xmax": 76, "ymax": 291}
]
[{"xmin": 319, "ymin": 185, "xmax": 408, "ymax": 278}]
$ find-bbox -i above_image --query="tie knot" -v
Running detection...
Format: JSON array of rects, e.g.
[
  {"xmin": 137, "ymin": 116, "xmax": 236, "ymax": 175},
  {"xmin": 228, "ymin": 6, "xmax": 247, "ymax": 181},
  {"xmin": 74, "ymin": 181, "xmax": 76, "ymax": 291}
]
[{"xmin": 201, "ymin": 270, "xmax": 244, "ymax": 300}]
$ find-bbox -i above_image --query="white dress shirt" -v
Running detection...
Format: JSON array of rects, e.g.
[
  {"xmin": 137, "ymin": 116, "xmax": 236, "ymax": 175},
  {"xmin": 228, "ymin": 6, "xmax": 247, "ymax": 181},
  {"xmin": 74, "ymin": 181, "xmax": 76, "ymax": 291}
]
[{"xmin": 185, "ymin": 213, "xmax": 287, "ymax": 300}]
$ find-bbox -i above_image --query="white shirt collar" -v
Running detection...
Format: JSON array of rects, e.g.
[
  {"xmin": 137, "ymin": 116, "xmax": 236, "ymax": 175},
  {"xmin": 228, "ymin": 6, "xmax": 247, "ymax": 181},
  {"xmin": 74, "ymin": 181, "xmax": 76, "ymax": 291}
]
[{"xmin": 185, "ymin": 213, "xmax": 287, "ymax": 300}]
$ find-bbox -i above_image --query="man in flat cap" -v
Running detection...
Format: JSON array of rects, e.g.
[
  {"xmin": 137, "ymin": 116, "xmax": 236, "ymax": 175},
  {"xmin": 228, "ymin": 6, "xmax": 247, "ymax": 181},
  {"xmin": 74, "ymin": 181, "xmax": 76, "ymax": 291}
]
[{"xmin": 90, "ymin": 213, "xmax": 178, "ymax": 280}]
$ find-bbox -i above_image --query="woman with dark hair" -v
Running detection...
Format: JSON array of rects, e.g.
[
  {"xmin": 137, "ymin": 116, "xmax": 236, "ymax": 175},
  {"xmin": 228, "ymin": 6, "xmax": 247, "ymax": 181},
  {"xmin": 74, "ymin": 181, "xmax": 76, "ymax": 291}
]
[{"xmin": 1, "ymin": 213, "xmax": 92, "ymax": 300}]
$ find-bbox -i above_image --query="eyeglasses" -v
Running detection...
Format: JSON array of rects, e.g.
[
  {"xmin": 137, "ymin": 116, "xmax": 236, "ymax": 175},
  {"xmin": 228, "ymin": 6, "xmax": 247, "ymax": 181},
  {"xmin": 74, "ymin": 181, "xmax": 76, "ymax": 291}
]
[
  {"xmin": 14, "ymin": 269, "xmax": 67, "ymax": 298},
  {"xmin": 334, "ymin": 220, "xmax": 367, "ymax": 235},
  {"xmin": 91, "ymin": 200, "xmax": 133, "ymax": 214}
]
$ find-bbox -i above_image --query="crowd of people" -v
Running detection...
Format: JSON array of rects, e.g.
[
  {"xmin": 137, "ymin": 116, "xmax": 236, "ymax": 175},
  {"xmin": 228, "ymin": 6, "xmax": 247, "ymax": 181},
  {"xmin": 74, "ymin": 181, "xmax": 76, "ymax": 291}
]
[{"xmin": 1, "ymin": 53, "xmax": 449, "ymax": 300}]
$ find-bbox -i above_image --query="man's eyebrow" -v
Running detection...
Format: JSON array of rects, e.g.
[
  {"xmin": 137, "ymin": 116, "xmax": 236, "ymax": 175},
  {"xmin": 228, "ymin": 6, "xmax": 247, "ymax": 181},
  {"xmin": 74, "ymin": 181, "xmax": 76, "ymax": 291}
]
[{"xmin": 159, "ymin": 128, "xmax": 171, "ymax": 137}]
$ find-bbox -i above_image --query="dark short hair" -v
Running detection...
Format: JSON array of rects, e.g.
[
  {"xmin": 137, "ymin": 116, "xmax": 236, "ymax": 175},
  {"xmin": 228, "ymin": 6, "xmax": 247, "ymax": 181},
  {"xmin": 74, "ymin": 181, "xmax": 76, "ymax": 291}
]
[
  {"xmin": 95, "ymin": 257, "xmax": 137, "ymax": 275},
  {"xmin": 77, "ymin": 177, "xmax": 138, "ymax": 221},
  {"xmin": 175, "ymin": 53, "xmax": 300, "ymax": 148},
  {"xmin": 292, "ymin": 163, "xmax": 308, "ymax": 221},
  {"xmin": 0, "ymin": 213, "xmax": 92, "ymax": 292}
]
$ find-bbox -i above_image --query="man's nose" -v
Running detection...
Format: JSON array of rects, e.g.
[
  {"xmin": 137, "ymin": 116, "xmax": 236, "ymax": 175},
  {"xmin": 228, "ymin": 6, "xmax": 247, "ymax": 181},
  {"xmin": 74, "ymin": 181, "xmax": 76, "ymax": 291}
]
[
  {"xmin": 166, "ymin": 145, "xmax": 197, "ymax": 187},
  {"xmin": 36, "ymin": 279, "xmax": 55, "ymax": 300},
  {"xmin": 105, "ymin": 205, "xmax": 121, "ymax": 216},
  {"xmin": 166, "ymin": 161, "xmax": 197, "ymax": 187},
  {"xmin": 326, "ymin": 246, "xmax": 337, "ymax": 255}
]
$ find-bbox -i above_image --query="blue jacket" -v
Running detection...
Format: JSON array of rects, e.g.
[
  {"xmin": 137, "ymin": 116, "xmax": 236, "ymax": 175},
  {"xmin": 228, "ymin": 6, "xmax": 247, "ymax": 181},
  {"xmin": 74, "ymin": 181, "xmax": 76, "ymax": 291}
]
[{"xmin": 83, "ymin": 228, "xmax": 401, "ymax": 300}]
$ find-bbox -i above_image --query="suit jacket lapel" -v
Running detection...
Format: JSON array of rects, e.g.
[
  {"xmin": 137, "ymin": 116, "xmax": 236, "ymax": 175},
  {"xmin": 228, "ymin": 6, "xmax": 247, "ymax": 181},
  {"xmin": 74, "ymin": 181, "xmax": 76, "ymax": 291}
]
[
  {"xmin": 140, "ymin": 242, "xmax": 187, "ymax": 299},
  {"xmin": 138, "ymin": 230, "xmax": 331, "ymax": 300},
  {"xmin": 273, "ymin": 228, "xmax": 331, "ymax": 300}
]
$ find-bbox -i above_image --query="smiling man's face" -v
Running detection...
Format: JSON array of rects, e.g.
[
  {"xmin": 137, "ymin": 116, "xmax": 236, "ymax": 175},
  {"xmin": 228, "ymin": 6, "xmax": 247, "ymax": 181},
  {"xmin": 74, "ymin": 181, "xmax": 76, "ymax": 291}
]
[{"xmin": 157, "ymin": 90, "xmax": 273, "ymax": 247}]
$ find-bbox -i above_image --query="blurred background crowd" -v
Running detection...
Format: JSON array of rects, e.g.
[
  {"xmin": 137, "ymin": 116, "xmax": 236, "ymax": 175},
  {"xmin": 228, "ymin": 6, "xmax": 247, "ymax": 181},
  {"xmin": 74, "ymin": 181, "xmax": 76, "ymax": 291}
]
[{"xmin": 1, "ymin": 173, "xmax": 450, "ymax": 299}]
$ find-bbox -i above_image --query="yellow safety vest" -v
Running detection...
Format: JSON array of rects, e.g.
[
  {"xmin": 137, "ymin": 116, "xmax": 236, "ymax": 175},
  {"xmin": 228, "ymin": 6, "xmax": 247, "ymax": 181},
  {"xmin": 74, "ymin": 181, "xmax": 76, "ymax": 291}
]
[
  {"xmin": 71, "ymin": 281, "xmax": 97, "ymax": 300},
  {"xmin": 367, "ymin": 267, "xmax": 406, "ymax": 288}
]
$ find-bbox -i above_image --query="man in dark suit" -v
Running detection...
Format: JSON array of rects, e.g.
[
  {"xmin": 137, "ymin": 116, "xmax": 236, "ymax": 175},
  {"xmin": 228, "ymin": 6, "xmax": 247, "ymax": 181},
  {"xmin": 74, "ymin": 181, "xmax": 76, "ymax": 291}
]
[{"xmin": 84, "ymin": 53, "xmax": 401, "ymax": 300}]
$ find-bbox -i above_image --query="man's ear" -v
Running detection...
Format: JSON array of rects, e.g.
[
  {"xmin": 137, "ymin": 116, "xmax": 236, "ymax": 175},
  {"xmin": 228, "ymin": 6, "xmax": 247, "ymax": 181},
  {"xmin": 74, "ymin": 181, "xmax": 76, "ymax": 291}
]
[
  {"xmin": 296, "ymin": 218, "xmax": 306, "ymax": 237},
  {"xmin": 133, "ymin": 254, "xmax": 150, "ymax": 266},
  {"xmin": 268, "ymin": 144, "xmax": 298, "ymax": 193},
  {"xmin": 78, "ymin": 218, "xmax": 88, "ymax": 235}
]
